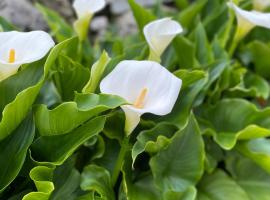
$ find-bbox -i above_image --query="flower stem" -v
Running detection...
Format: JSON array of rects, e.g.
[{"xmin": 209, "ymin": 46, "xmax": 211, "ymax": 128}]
[
  {"xmin": 112, "ymin": 136, "xmax": 130, "ymax": 186},
  {"xmin": 148, "ymin": 50, "xmax": 161, "ymax": 63}
]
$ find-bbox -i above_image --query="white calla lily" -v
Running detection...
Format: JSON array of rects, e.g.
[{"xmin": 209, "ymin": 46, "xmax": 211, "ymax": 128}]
[
  {"xmin": 100, "ymin": 60, "xmax": 182, "ymax": 135},
  {"xmin": 0, "ymin": 31, "xmax": 55, "ymax": 81},
  {"xmin": 143, "ymin": 18, "xmax": 183, "ymax": 62},
  {"xmin": 253, "ymin": 0, "xmax": 270, "ymax": 11},
  {"xmin": 228, "ymin": 2, "xmax": 270, "ymax": 38},
  {"xmin": 73, "ymin": 0, "xmax": 106, "ymax": 41}
]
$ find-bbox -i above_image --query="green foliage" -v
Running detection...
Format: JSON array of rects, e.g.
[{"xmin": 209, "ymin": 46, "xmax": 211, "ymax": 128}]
[{"xmin": 1, "ymin": 0, "xmax": 270, "ymax": 199}]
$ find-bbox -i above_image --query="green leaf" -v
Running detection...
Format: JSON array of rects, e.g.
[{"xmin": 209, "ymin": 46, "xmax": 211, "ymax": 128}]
[
  {"xmin": 31, "ymin": 116, "xmax": 106, "ymax": 165},
  {"xmin": 178, "ymin": 0, "xmax": 207, "ymax": 30},
  {"xmin": 52, "ymin": 55, "xmax": 90, "ymax": 101},
  {"xmin": 127, "ymin": 0, "xmax": 156, "ymax": 33},
  {"xmin": 81, "ymin": 165, "xmax": 115, "ymax": 200},
  {"xmin": 237, "ymin": 138, "xmax": 270, "ymax": 173},
  {"xmin": 83, "ymin": 51, "xmax": 111, "ymax": 93},
  {"xmin": 226, "ymin": 154, "xmax": 270, "ymax": 200},
  {"xmin": 0, "ymin": 16, "xmax": 18, "ymax": 31},
  {"xmin": 49, "ymin": 158, "xmax": 81, "ymax": 200},
  {"xmin": 36, "ymin": 3, "xmax": 73, "ymax": 42},
  {"xmin": 0, "ymin": 115, "xmax": 35, "ymax": 192},
  {"xmin": 0, "ymin": 37, "xmax": 75, "ymax": 141},
  {"xmin": 197, "ymin": 170, "xmax": 249, "ymax": 200},
  {"xmin": 173, "ymin": 36, "xmax": 198, "ymax": 68},
  {"xmin": 247, "ymin": 41, "xmax": 270, "ymax": 79},
  {"xmin": 161, "ymin": 74, "xmax": 208, "ymax": 128},
  {"xmin": 34, "ymin": 93, "xmax": 126, "ymax": 136},
  {"xmin": 194, "ymin": 23, "xmax": 214, "ymax": 65},
  {"xmin": 174, "ymin": 69, "xmax": 206, "ymax": 89},
  {"xmin": 121, "ymin": 154, "xmax": 162, "ymax": 200},
  {"xmin": 22, "ymin": 166, "xmax": 54, "ymax": 200},
  {"xmin": 150, "ymin": 114, "xmax": 204, "ymax": 195},
  {"xmin": 132, "ymin": 123, "xmax": 178, "ymax": 166},
  {"xmin": 199, "ymin": 99, "xmax": 270, "ymax": 149}
]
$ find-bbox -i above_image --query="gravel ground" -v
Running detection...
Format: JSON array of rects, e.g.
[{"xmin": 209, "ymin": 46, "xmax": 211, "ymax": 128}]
[{"xmin": 0, "ymin": 0, "xmax": 173, "ymax": 35}]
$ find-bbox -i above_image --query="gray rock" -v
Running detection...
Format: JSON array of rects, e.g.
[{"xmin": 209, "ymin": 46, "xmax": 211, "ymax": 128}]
[
  {"xmin": 110, "ymin": 0, "xmax": 155, "ymax": 15},
  {"xmin": 0, "ymin": 0, "xmax": 46, "ymax": 30},
  {"xmin": 115, "ymin": 11, "xmax": 137, "ymax": 36}
]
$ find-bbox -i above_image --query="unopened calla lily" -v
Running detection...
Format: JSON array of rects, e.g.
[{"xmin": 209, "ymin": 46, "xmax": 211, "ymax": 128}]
[
  {"xmin": 100, "ymin": 60, "xmax": 182, "ymax": 135},
  {"xmin": 143, "ymin": 18, "xmax": 183, "ymax": 62},
  {"xmin": 0, "ymin": 31, "xmax": 55, "ymax": 81},
  {"xmin": 73, "ymin": 0, "xmax": 106, "ymax": 41},
  {"xmin": 253, "ymin": 0, "xmax": 270, "ymax": 11}
]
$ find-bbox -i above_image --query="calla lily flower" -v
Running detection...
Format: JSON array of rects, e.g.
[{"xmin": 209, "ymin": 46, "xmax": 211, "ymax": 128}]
[
  {"xmin": 253, "ymin": 0, "xmax": 270, "ymax": 11},
  {"xmin": 143, "ymin": 18, "xmax": 183, "ymax": 62},
  {"xmin": 0, "ymin": 31, "xmax": 55, "ymax": 81},
  {"xmin": 73, "ymin": 0, "xmax": 106, "ymax": 41},
  {"xmin": 100, "ymin": 60, "xmax": 182, "ymax": 135},
  {"xmin": 228, "ymin": 2, "xmax": 270, "ymax": 39}
]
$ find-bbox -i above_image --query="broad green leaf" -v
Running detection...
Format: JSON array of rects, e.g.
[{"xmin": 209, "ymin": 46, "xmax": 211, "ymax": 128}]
[
  {"xmin": 225, "ymin": 71, "xmax": 270, "ymax": 99},
  {"xmin": 196, "ymin": 59, "xmax": 229, "ymax": 104},
  {"xmin": 52, "ymin": 55, "xmax": 90, "ymax": 101},
  {"xmin": 132, "ymin": 123, "xmax": 178, "ymax": 166},
  {"xmin": 178, "ymin": 0, "xmax": 207, "ymax": 30},
  {"xmin": 103, "ymin": 111, "xmax": 125, "ymax": 142},
  {"xmin": 22, "ymin": 166, "xmax": 54, "ymax": 200},
  {"xmin": 246, "ymin": 41, "xmax": 270, "ymax": 79},
  {"xmin": 121, "ymin": 154, "xmax": 162, "ymax": 200},
  {"xmin": 81, "ymin": 165, "xmax": 115, "ymax": 200},
  {"xmin": 173, "ymin": 36, "xmax": 199, "ymax": 69},
  {"xmin": 94, "ymin": 137, "xmax": 120, "ymax": 175},
  {"xmin": 174, "ymin": 69, "xmax": 206, "ymax": 89},
  {"xmin": 237, "ymin": 138, "xmax": 270, "ymax": 173},
  {"xmin": 0, "ymin": 37, "xmax": 74, "ymax": 141},
  {"xmin": 150, "ymin": 114, "xmax": 204, "ymax": 195},
  {"xmin": 194, "ymin": 23, "xmax": 214, "ymax": 65},
  {"xmin": 31, "ymin": 116, "xmax": 106, "ymax": 165},
  {"xmin": 0, "ymin": 115, "xmax": 35, "ymax": 192},
  {"xmin": 199, "ymin": 99, "xmax": 270, "ymax": 149},
  {"xmin": 83, "ymin": 51, "xmax": 111, "ymax": 93},
  {"xmin": 49, "ymin": 158, "xmax": 81, "ymax": 200},
  {"xmin": 197, "ymin": 170, "xmax": 249, "ymax": 200},
  {"xmin": 36, "ymin": 3, "xmax": 73, "ymax": 42},
  {"xmin": 34, "ymin": 93, "xmax": 126, "ymax": 136},
  {"xmin": 226, "ymin": 154, "xmax": 270, "ymax": 200},
  {"xmin": 127, "ymin": 0, "xmax": 156, "ymax": 33}
]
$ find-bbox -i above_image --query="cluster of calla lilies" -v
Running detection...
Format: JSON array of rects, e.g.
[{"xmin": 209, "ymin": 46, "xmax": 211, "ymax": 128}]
[{"xmin": 1, "ymin": 0, "xmax": 270, "ymax": 136}]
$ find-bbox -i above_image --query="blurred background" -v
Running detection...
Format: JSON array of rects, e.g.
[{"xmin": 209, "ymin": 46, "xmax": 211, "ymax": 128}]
[{"xmin": 0, "ymin": 0, "xmax": 179, "ymax": 37}]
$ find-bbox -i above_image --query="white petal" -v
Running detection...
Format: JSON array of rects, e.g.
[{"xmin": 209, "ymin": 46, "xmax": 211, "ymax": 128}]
[
  {"xmin": 253, "ymin": 0, "xmax": 270, "ymax": 10},
  {"xmin": 0, "ymin": 31, "xmax": 55, "ymax": 66},
  {"xmin": 122, "ymin": 106, "xmax": 141, "ymax": 135},
  {"xmin": 228, "ymin": 2, "xmax": 270, "ymax": 29},
  {"xmin": 143, "ymin": 18, "xmax": 183, "ymax": 58},
  {"xmin": 0, "ymin": 63, "xmax": 20, "ymax": 81},
  {"xmin": 100, "ymin": 60, "xmax": 182, "ymax": 133},
  {"xmin": 73, "ymin": 0, "xmax": 106, "ymax": 18}
]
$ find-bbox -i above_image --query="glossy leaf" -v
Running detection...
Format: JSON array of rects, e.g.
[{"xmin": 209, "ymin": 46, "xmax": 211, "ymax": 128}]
[
  {"xmin": 34, "ymin": 93, "xmax": 126, "ymax": 136},
  {"xmin": 31, "ymin": 116, "xmax": 106, "ymax": 165},
  {"xmin": 81, "ymin": 165, "xmax": 114, "ymax": 200},
  {"xmin": 0, "ymin": 115, "xmax": 35, "ymax": 192},
  {"xmin": 150, "ymin": 114, "xmax": 204, "ymax": 195}
]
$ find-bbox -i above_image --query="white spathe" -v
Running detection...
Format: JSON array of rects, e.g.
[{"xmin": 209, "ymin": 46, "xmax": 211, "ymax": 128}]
[
  {"xmin": 100, "ymin": 60, "xmax": 182, "ymax": 135},
  {"xmin": 0, "ymin": 31, "xmax": 55, "ymax": 81},
  {"xmin": 143, "ymin": 18, "xmax": 183, "ymax": 61},
  {"xmin": 253, "ymin": 0, "xmax": 270, "ymax": 11},
  {"xmin": 228, "ymin": 2, "xmax": 270, "ymax": 36},
  {"xmin": 73, "ymin": 0, "xmax": 106, "ymax": 18}
]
